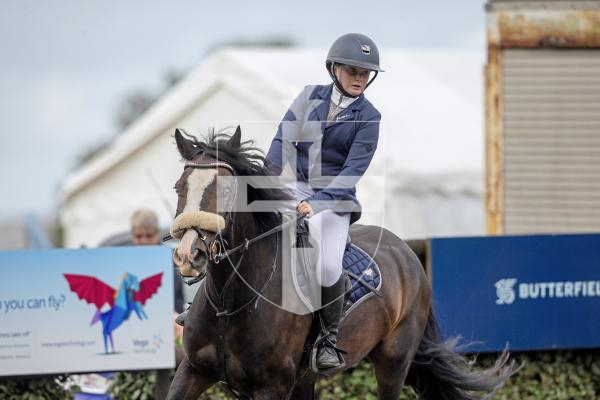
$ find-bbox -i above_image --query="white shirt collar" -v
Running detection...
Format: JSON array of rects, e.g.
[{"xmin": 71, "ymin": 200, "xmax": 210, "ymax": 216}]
[{"xmin": 331, "ymin": 85, "xmax": 358, "ymax": 109}]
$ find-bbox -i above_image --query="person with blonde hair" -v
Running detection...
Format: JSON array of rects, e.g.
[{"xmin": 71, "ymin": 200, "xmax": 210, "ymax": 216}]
[
  {"xmin": 131, "ymin": 208, "xmax": 161, "ymax": 246},
  {"xmin": 130, "ymin": 209, "xmax": 184, "ymax": 338},
  {"xmin": 265, "ymin": 33, "xmax": 383, "ymax": 370}
]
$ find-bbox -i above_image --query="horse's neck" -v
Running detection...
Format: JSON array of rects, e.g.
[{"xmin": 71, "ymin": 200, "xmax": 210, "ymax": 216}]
[{"xmin": 207, "ymin": 212, "xmax": 276, "ymax": 305}]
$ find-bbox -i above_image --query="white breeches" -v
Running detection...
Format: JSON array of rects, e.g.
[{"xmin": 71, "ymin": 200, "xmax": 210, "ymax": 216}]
[
  {"xmin": 286, "ymin": 181, "xmax": 350, "ymax": 287},
  {"xmin": 306, "ymin": 210, "xmax": 350, "ymax": 287}
]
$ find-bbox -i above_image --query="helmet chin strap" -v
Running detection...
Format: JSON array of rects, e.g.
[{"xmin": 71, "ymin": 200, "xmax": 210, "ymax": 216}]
[
  {"xmin": 327, "ymin": 62, "xmax": 379, "ymax": 98},
  {"xmin": 328, "ymin": 62, "xmax": 355, "ymax": 98},
  {"xmin": 364, "ymin": 70, "xmax": 379, "ymax": 90}
]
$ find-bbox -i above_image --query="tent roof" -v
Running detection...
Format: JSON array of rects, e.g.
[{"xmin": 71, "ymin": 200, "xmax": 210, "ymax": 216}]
[{"xmin": 59, "ymin": 47, "xmax": 484, "ymax": 201}]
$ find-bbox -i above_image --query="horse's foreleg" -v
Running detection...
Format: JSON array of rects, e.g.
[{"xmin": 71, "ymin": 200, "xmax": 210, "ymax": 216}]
[
  {"xmin": 253, "ymin": 387, "xmax": 294, "ymax": 400},
  {"xmin": 288, "ymin": 374, "xmax": 317, "ymax": 400},
  {"xmin": 166, "ymin": 357, "xmax": 216, "ymax": 400},
  {"xmin": 253, "ymin": 378, "xmax": 299, "ymax": 400}
]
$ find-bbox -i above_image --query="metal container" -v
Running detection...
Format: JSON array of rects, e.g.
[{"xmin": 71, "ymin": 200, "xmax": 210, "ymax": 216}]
[{"xmin": 485, "ymin": 0, "xmax": 600, "ymax": 234}]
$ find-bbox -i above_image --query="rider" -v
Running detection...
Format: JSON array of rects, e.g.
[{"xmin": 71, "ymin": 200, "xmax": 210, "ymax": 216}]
[{"xmin": 265, "ymin": 33, "xmax": 383, "ymax": 370}]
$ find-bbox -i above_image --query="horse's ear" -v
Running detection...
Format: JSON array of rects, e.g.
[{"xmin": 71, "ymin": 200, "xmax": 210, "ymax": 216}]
[
  {"xmin": 228, "ymin": 126, "xmax": 242, "ymax": 148},
  {"xmin": 175, "ymin": 128, "xmax": 196, "ymax": 160}
]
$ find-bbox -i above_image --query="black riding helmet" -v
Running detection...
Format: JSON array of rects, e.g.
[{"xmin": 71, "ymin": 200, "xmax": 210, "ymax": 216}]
[{"xmin": 326, "ymin": 33, "xmax": 384, "ymax": 97}]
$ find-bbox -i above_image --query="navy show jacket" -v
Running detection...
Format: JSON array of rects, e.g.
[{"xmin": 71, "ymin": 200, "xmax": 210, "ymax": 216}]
[{"xmin": 265, "ymin": 84, "xmax": 381, "ymax": 224}]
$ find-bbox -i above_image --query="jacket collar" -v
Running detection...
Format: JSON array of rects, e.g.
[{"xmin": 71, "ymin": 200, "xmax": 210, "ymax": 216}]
[
  {"xmin": 331, "ymin": 85, "xmax": 358, "ymax": 109},
  {"xmin": 313, "ymin": 84, "xmax": 365, "ymax": 122}
]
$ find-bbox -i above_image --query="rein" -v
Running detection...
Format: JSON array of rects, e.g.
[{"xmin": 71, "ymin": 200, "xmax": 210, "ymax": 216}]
[{"xmin": 214, "ymin": 214, "xmax": 302, "ymax": 263}]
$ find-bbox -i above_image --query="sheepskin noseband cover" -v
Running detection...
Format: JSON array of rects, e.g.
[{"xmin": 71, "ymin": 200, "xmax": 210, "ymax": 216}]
[{"xmin": 170, "ymin": 211, "xmax": 226, "ymax": 239}]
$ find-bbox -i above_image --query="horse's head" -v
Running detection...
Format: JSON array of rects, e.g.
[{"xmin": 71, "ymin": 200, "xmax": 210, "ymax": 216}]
[{"xmin": 171, "ymin": 127, "xmax": 242, "ymax": 279}]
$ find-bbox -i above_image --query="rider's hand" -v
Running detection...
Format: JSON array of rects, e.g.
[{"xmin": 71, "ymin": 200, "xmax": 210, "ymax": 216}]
[{"xmin": 297, "ymin": 201, "xmax": 315, "ymax": 218}]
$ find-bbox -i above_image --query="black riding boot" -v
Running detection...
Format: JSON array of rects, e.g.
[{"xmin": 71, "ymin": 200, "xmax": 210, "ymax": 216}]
[{"xmin": 316, "ymin": 275, "xmax": 346, "ymax": 369}]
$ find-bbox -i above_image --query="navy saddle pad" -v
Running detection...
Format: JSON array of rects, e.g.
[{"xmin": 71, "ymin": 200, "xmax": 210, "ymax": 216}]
[{"xmin": 342, "ymin": 243, "xmax": 382, "ymax": 315}]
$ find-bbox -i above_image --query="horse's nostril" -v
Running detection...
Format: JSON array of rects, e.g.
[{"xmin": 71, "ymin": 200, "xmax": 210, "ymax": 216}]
[
  {"xmin": 192, "ymin": 251, "xmax": 208, "ymax": 269},
  {"xmin": 173, "ymin": 248, "xmax": 183, "ymax": 263}
]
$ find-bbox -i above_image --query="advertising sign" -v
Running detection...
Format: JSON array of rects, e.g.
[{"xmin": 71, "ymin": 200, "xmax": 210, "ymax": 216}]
[
  {"xmin": 430, "ymin": 234, "xmax": 600, "ymax": 352},
  {"xmin": 0, "ymin": 246, "xmax": 175, "ymax": 377}
]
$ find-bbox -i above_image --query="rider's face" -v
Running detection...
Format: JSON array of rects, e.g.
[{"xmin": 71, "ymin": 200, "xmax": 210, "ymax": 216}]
[{"xmin": 334, "ymin": 64, "xmax": 372, "ymax": 97}]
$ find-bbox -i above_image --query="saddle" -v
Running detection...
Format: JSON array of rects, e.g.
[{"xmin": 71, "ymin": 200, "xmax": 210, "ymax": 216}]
[{"xmin": 290, "ymin": 215, "xmax": 382, "ymax": 316}]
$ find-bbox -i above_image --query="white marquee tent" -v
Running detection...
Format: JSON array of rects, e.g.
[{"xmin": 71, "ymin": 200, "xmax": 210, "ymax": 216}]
[{"xmin": 59, "ymin": 47, "xmax": 485, "ymax": 248}]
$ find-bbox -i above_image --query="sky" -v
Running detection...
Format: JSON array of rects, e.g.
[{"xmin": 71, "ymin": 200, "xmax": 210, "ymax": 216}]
[{"xmin": 0, "ymin": 0, "xmax": 487, "ymax": 218}]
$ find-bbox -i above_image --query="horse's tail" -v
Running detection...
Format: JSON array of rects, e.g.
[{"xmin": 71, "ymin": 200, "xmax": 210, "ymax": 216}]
[{"xmin": 405, "ymin": 308, "xmax": 517, "ymax": 400}]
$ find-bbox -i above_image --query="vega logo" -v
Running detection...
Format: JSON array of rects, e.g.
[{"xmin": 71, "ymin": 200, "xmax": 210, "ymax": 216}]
[
  {"xmin": 64, "ymin": 272, "xmax": 163, "ymax": 354},
  {"xmin": 132, "ymin": 334, "xmax": 164, "ymax": 354},
  {"xmin": 495, "ymin": 277, "xmax": 600, "ymax": 305}
]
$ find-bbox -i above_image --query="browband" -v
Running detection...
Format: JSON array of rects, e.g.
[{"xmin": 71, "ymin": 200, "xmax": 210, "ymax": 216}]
[{"xmin": 185, "ymin": 161, "xmax": 235, "ymax": 174}]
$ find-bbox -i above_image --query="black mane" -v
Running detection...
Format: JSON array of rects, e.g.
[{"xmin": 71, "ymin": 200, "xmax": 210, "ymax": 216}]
[
  {"xmin": 183, "ymin": 128, "xmax": 289, "ymax": 230},
  {"xmin": 191, "ymin": 130, "xmax": 267, "ymax": 177}
]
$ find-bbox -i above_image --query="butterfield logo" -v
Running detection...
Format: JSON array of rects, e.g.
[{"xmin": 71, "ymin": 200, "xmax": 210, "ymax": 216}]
[
  {"xmin": 495, "ymin": 278, "xmax": 600, "ymax": 305},
  {"xmin": 495, "ymin": 279, "xmax": 517, "ymax": 305}
]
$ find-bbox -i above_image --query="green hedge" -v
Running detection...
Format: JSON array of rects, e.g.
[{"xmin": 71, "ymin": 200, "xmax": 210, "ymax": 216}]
[
  {"xmin": 0, "ymin": 375, "xmax": 74, "ymax": 400},
  {"xmin": 112, "ymin": 350, "xmax": 600, "ymax": 399},
  {"xmin": 2, "ymin": 350, "xmax": 600, "ymax": 399},
  {"xmin": 487, "ymin": 351, "xmax": 600, "ymax": 400},
  {"xmin": 110, "ymin": 371, "xmax": 157, "ymax": 400},
  {"xmin": 199, "ymin": 350, "xmax": 600, "ymax": 399}
]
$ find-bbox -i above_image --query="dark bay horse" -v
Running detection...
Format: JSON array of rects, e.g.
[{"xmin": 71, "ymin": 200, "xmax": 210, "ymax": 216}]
[{"xmin": 166, "ymin": 127, "xmax": 515, "ymax": 399}]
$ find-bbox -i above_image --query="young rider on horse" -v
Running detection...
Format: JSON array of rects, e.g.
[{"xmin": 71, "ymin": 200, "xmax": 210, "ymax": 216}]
[
  {"xmin": 265, "ymin": 33, "xmax": 383, "ymax": 370},
  {"xmin": 174, "ymin": 33, "xmax": 382, "ymax": 371}
]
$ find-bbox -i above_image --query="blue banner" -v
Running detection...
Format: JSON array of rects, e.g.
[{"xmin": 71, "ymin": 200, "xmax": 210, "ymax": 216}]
[
  {"xmin": 0, "ymin": 246, "xmax": 175, "ymax": 377},
  {"xmin": 430, "ymin": 234, "xmax": 600, "ymax": 352}
]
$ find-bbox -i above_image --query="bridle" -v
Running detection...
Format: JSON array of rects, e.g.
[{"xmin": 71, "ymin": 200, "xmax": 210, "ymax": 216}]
[
  {"xmin": 163, "ymin": 160, "xmax": 236, "ymax": 284},
  {"xmin": 165, "ymin": 159, "xmax": 303, "ymax": 276}
]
